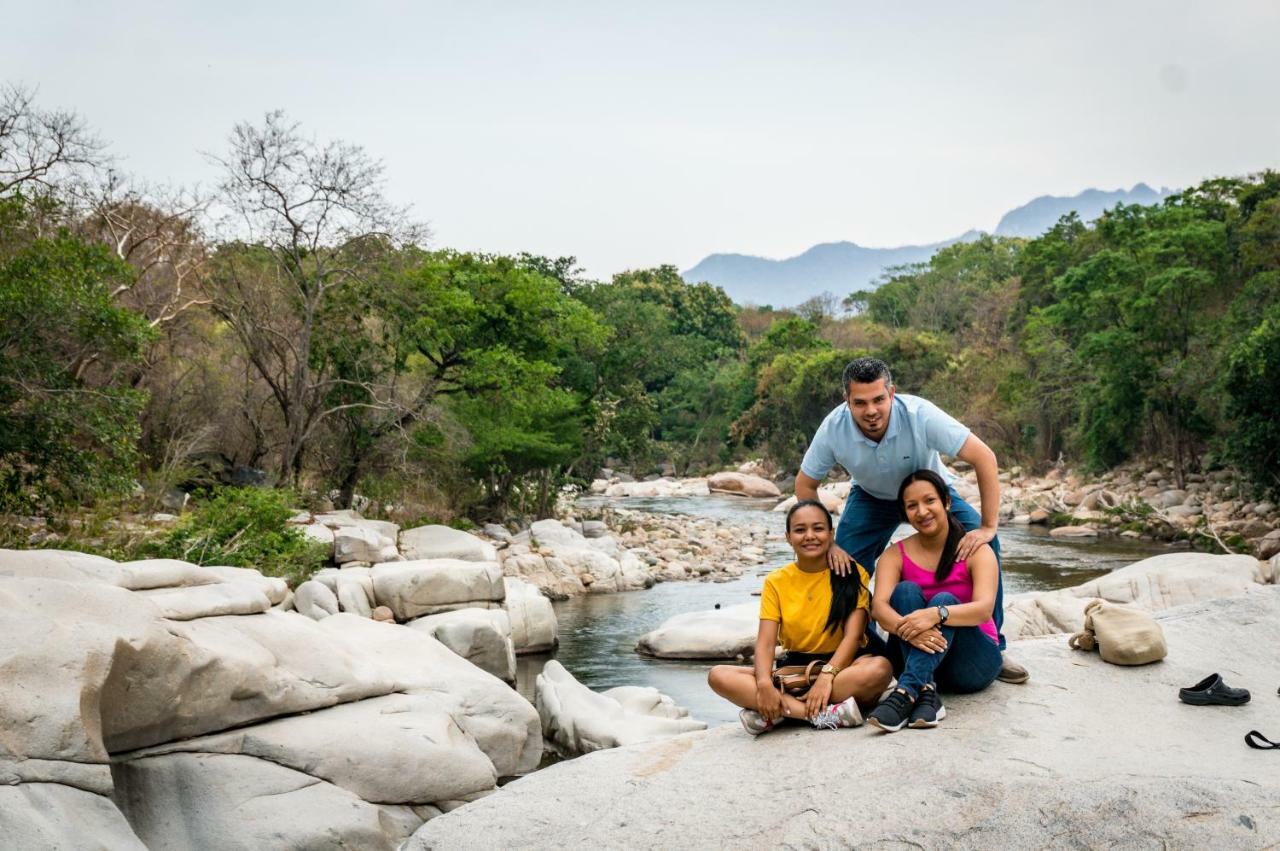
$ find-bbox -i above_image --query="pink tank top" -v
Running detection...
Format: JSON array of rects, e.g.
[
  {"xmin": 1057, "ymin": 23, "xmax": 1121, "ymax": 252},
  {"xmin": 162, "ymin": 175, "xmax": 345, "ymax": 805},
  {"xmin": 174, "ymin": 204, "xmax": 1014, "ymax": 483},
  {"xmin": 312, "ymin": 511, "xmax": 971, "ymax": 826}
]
[{"xmin": 898, "ymin": 541, "xmax": 998, "ymax": 644}]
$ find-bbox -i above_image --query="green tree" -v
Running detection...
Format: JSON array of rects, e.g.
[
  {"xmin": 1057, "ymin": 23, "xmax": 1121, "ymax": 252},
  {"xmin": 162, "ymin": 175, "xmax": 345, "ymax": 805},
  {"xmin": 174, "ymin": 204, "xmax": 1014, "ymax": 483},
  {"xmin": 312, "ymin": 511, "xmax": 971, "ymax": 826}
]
[
  {"xmin": 733, "ymin": 348, "xmax": 861, "ymax": 469},
  {"xmin": 0, "ymin": 199, "xmax": 153, "ymax": 510}
]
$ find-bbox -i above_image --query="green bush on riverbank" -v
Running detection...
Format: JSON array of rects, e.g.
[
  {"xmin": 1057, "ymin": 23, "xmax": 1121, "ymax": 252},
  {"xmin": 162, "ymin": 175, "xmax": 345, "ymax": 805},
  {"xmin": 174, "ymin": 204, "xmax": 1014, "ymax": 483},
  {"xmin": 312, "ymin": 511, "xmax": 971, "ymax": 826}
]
[{"xmin": 143, "ymin": 488, "xmax": 328, "ymax": 587}]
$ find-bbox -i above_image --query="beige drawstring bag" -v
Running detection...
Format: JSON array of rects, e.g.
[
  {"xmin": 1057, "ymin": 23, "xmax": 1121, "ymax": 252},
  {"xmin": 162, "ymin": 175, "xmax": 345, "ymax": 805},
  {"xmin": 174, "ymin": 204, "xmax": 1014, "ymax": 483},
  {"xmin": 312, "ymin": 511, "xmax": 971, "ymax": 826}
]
[{"xmin": 1068, "ymin": 599, "xmax": 1167, "ymax": 665}]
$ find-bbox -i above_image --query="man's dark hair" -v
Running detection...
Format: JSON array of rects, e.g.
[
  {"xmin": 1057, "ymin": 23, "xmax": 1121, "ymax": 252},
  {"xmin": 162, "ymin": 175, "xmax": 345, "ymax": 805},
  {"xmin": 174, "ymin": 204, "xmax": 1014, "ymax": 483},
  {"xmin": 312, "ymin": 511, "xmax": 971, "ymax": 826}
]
[{"xmin": 842, "ymin": 357, "xmax": 893, "ymax": 393}]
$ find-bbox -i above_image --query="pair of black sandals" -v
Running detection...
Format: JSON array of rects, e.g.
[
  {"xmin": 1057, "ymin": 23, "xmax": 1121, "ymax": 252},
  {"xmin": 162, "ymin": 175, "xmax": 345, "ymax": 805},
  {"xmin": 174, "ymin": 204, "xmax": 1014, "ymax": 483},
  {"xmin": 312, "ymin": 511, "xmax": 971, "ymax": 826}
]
[{"xmin": 1177, "ymin": 673, "xmax": 1279, "ymax": 751}]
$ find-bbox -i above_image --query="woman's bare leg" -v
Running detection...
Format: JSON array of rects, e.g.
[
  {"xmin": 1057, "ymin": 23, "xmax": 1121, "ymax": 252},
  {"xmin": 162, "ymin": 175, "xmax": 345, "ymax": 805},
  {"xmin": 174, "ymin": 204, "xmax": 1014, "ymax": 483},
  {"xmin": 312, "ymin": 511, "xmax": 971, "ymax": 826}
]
[
  {"xmin": 828, "ymin": 655, "xmax": 894, "ymax": 706},
  {"xmin": 708, "ymin": 665, "xmax": 809, "ymax": 717}
]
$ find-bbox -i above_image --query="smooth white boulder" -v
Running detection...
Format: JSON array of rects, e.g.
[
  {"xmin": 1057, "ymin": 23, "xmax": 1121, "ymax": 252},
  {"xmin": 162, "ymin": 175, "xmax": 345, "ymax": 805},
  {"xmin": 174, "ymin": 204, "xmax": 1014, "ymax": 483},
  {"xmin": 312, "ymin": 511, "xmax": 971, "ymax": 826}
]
[
  {"xmin": 300, "ymin": 522, "xmax": 336, "ymax": 547},
  {"xmin": 334, "ymin": 525, "xmax": 398, "ymax": 564},
  {"xmin": 635, "ymin": 602, "xmax": 758, "ymax": 659},
  {"xmin": 603, "ymin": 478, "xmax": 710, "ymax": 498},
  {"xmin": 116, "ymin": 692, "xmax": 497, "ymax": 805},
  {"xmin": 773, "ymin": 483, "xmax": 846, "ymax": 515},
  {"xmin": 399, "ymin": 525, "xmax": 497, "ymax": 562},
  {"xmin": 409, "ymin": 589, "xmax": 1280, "ymax": 849},
  {"xmin": 1050, "ymin": 525, "xmax": 1098, "ymax": 539},
  {"xmin": 337, "ymin": 575, "xmax": 374, "ymax": 618},
  {"xmin": 371, "ymin": 559, "xmax": 505, "ymax": 620},
  {"xmin": 201, "ymin": 565, "xmax": 289, "ymax": 605},
  {"xmin": 707, "ymin": 472, "xmax": 781, "ymax": 498},
  {"xmin": 0, "ymin": 783, "xmax": 145, "ymax": 850},
  {"xmin": 602, "ymin": 686, "xmax": 698, "ymax": 721},
  {"xmin": 113, "ymin": 752, "xmax": 398, "ymax": 851},
  {"xmin": 138, "ymin": 581, "xmax": 272, "ymax": 620},
  {"xmin": 294, "ymin": 579, "xmax": 340, "ymax": 620},
  {"xmin": 408, "ymin": 608, "xmax": 517, "ymax": 683},
  {"xmin": 543, "ymin": 547, "xmax": 623, "ymax": 593},
  {"xmin": 530, "ymin": 519, "xmax": 587, "ymax": 549},
  {"xmin": 535, "ymin": 661, "xmax": 705, "ymax": 757},
  {"xmin": 317, "ymin": 615, "xmax": 542, "ymax": 776},
  {"xmin": 503, "ymin": 578, "xmax": 557, "ymax": 654},
  {"xmin": 115, "ymin": 559, "xmax": 225, "ymax": 590},
  {"xmin": 1004, "ymin": 552, "xmax": 1269, "ymax": 640},
  {"xmin": 0, "ymin": 548, "xmax": 121, "ymax": 583}
]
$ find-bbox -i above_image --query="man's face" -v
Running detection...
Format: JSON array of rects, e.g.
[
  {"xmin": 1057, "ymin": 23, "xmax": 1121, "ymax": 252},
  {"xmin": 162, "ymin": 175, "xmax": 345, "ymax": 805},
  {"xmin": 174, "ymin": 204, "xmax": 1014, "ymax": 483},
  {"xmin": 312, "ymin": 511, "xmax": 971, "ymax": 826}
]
[{"xmin": 845, "ymin": 378, "xmax": 894, "ymax": 440}]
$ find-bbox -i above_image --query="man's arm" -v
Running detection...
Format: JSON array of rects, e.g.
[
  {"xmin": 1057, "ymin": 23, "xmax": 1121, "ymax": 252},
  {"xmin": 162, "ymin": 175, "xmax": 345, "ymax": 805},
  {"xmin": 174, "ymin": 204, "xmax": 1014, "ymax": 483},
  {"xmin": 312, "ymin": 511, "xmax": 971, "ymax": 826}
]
[
  {"xmin": 795, "ymin": 470, "xmax": 822, "ymax": 502},
  {"xmin": 954, "ymin": 432, "xmax": 1000, "ymax": 560}
]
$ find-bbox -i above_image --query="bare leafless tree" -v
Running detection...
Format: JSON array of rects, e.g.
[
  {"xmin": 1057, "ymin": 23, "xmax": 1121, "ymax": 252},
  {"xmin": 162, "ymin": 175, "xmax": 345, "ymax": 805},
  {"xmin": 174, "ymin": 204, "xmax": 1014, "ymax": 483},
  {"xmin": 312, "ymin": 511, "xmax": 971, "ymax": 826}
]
[
  {"xmin": 205, "ymin": 111, "xmax": 425, "ymax": 483},
  {"xmin": 79, "ymin": 174, "xmax": 212, "ymax": 328},
  {"xmin": 0, "ymin": 83, "xmax": 104, "ymax": 198}
]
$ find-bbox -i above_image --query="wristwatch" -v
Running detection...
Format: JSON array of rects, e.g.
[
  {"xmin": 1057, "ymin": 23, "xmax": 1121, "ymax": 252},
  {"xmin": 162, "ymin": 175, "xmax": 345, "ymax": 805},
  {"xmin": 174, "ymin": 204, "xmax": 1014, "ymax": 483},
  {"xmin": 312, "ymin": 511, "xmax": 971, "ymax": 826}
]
[
  {"xmin": 820, "ymin": 663, "xmax": 841, "ymax": 678},
  {"xmin": 936, "ymin": 604, "xmax": 950, "ymax": 625}
]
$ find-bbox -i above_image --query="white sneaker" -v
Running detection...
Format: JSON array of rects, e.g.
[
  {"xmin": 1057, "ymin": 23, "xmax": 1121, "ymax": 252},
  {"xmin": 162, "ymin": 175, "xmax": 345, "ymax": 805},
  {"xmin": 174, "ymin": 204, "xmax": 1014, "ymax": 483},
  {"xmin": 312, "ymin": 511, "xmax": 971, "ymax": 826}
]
[
  {"xmin": 739, "ymin": 708, "xmax": 776, "ymax": 736},
  {"xmin": 809, "ymin": 696, "xmax": 863, "ymax": 730}
]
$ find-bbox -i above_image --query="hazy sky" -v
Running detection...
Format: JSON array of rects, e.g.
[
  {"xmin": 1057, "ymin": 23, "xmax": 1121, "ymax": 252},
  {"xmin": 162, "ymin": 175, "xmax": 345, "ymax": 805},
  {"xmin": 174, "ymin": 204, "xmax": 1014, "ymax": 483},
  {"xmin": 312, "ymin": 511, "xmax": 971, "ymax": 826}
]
[{"xmin": 7, "ymin": 1, "xmax": 1279, "ymax": 278}]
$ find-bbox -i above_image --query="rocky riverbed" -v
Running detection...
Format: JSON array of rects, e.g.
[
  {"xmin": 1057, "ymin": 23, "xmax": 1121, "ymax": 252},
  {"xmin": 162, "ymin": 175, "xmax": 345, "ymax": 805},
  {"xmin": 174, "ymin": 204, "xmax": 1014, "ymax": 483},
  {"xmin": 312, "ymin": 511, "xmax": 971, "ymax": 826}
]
[{"xmin": 4, "ymin": 458, "xmax": 1280, "ymax": 848}]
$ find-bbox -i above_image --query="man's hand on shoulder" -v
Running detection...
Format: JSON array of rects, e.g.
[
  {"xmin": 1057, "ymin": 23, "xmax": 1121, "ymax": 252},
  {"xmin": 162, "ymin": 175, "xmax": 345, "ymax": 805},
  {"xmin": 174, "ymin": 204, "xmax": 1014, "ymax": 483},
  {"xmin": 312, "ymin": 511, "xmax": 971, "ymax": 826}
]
[
  {"xmin": 826, "ymin": 542, "xmax": 854, "ymax": 576},
  {"xmin": 956, "ymin": 526, "xmax": 996, "ymax": 561}
]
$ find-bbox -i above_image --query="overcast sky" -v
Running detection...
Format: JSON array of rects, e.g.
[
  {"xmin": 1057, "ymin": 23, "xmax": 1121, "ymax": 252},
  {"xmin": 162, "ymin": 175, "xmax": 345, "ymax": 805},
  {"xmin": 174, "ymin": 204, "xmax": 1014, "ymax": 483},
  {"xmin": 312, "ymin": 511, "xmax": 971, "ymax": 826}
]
[{"xmin": 7, "ymin": 1, "xmax": 1279, "ymax": 278}]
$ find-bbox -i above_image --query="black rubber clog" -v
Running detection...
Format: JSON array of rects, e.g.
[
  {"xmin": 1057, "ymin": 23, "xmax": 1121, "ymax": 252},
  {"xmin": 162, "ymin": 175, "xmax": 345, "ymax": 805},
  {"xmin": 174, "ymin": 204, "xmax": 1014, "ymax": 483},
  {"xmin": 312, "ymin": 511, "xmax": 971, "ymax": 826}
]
[{"xmin": 1178, "ymin": 673, "xmax": 1250, "ymax": 706}]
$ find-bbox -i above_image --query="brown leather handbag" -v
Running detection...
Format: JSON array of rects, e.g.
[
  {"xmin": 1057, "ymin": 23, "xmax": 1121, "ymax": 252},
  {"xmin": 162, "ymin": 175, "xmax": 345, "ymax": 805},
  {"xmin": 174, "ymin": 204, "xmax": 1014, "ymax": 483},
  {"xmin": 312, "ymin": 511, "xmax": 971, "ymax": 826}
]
[{"xmin": 772, "ymin": 660, "xmax": 824, "ymax": 696}]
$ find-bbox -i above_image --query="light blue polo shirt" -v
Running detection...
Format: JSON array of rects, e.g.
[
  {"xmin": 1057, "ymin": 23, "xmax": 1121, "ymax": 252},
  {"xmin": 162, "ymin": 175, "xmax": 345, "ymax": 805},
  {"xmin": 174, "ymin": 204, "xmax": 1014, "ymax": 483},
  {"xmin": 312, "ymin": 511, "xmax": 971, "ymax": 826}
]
[{"xmin": 799, "ymin": 393, "xmax": 970, "ymax": 501}]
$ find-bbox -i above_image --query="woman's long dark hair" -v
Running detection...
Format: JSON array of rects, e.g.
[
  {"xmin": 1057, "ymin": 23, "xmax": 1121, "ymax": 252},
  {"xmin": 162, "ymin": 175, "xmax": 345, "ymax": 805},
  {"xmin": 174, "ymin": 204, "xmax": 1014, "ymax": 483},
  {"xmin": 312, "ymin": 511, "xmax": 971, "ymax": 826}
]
[
  {"xmin": 896, "ymin": 469, "xmax": 965, "ymax": 582},
  {"xmin": 785, "ymin": 499, "xmax": 862, "ymax": 636}
]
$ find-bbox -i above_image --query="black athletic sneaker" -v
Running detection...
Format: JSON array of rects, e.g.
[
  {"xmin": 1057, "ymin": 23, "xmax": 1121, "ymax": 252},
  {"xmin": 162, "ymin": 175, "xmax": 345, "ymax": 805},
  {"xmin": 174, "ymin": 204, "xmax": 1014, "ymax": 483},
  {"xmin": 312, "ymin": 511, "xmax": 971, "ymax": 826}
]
[
  {"xmin": 909, "ymin": 685, "xmax": 946, "ymax": 728},
  {"xmin": 867, "ymin": 688, "xmax": 915, "ymax": 733}
]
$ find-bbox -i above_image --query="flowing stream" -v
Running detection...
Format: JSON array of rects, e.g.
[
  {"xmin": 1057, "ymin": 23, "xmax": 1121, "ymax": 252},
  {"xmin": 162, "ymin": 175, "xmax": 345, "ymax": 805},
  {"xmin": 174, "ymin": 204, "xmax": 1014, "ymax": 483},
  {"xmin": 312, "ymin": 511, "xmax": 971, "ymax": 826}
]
[{"xmin": 515, "ymin": 494, "xmax": 1170, "ymax": 727}]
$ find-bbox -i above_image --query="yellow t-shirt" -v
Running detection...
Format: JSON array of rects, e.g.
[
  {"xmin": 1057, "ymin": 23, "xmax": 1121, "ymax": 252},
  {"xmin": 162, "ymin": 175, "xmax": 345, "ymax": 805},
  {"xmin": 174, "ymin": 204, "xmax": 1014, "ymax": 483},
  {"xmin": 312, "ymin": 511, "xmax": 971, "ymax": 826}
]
[{"xmin": 759, "ymin": 562, "xmax": 871, "ymax": 654}]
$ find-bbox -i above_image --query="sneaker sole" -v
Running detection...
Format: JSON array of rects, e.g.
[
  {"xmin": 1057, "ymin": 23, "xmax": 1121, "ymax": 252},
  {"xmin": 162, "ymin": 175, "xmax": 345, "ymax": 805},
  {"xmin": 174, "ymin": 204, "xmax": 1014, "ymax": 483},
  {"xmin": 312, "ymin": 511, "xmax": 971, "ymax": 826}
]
[
  {"xmin": 867, "ymin": 715, "xmax": 908, "ymax": 733},
  {"xmin": 909, "ymin": 706, "xmax": 947, "ymax": 729},
  {"xmin": 997, "ymin": 671, "xmax": 1030, "ymax": 684}
]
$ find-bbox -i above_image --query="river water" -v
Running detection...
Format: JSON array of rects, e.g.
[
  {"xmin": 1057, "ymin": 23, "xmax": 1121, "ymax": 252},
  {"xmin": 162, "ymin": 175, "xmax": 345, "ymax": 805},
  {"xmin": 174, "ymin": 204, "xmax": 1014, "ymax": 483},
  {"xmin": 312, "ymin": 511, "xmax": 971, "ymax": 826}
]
[{"xmin": 515, "ymin": 494, "xmax": 1168, "ymax": 727}]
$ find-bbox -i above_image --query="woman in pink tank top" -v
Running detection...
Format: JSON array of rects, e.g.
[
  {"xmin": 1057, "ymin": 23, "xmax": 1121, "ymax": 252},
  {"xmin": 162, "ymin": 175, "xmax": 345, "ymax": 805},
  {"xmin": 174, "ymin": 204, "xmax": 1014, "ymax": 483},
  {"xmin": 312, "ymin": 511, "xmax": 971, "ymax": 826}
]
[{"xmin": 864, "ymin": 469, "xmax": 1001, "ymax": 732}]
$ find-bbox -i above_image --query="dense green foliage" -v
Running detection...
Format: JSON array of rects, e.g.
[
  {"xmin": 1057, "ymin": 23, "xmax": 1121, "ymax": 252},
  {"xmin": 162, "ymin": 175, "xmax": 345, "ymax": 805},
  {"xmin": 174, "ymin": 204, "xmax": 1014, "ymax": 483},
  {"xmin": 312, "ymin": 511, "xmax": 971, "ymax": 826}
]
[
  {"xmin": 5, "ymin": 91, "xmax": 1279, "ymax": 525},
  {"xmin": 861, "ymin": 172, "xmax": 1280, "ymax": 496},
  {"xmin": 145, "ymin": 487, "xmax": 328, "ymax": 585},
  {"xmin": 0, "ymin": 197, "xmax": 154, "ymax": 511}
]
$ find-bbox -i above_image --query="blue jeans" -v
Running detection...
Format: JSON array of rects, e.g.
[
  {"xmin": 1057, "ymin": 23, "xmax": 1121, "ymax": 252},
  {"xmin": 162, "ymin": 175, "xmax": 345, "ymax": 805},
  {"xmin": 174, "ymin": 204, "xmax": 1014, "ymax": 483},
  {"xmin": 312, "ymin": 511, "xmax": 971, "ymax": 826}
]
[
  {"xmin": 888, "ymin": 582, "xmax": 1002, "ymax": 696},
  {"xmin": 836, "ymin": 484, "xmax": 1006, "ymax": 649}
]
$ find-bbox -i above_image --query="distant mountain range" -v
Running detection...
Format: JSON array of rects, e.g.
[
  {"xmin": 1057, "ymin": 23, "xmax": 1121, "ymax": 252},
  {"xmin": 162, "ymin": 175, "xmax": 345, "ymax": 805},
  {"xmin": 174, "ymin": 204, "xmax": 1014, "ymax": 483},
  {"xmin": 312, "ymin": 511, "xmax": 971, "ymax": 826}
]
[{"xmin": 682, "ymin": 183, "xmax": 1174, "ymax": 307}]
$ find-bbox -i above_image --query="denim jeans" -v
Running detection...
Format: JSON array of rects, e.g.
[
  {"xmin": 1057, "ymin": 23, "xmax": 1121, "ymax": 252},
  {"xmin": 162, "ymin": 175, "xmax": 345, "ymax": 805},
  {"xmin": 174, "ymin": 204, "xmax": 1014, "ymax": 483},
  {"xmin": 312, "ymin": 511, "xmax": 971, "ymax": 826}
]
[
  {"xmin": 836, "ymin": 484, "xmax": 1006, "ymax": 649},
  {"xmin": 887, "ymin": 581, "xmax": 1002, "ymax": 696}
]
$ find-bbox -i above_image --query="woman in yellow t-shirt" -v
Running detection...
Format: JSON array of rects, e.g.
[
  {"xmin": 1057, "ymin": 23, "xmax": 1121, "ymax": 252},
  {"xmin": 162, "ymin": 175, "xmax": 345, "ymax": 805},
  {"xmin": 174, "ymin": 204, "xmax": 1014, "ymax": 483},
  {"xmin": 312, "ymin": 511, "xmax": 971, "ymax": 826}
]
[{"xmin": 708, "ymin": 500, "xmax": 893, "ymax": 735}]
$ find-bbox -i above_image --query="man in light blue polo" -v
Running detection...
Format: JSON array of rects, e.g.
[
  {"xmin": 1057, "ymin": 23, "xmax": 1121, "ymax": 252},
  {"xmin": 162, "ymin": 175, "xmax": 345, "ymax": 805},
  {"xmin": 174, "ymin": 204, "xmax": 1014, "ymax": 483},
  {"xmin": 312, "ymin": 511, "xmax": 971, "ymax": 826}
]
[{"xmin": 795, "ymin": 356, "xmax": 1026, "ymax": 682}]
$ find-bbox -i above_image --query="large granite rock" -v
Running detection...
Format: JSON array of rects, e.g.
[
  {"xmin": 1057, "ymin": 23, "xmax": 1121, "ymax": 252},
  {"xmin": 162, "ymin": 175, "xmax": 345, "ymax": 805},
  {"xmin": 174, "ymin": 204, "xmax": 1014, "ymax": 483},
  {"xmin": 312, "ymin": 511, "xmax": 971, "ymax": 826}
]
[
  {"xmin": 408, "ymin": 588, "xmax": 1280, "ymax": 849},
  {"xmin": 0, "ymin": 783, "xmax": 145, "ymax": 850},
  {"xmin": 137, "ymin": 580, "xmax": 272, "ymax": 620},
  {"xmin": 334, "ymin": 524, "xmax": 399, "ymax": 564},
  {"xmin": 535, "ymin": 661, "xmax": 705, "ymax": 757},
  {"xmin": 371, "ymin": 559, "xmax": 505, "ymax": 620},
  {"xmin": 707, "ymin": 471, "xmax": 781, "ymax": 498},
  {"xmin": 408, "ymin": 608, "xmax": 517, "ymax": 683},
  {"xmin": 115, "ymin": 692, "xmax": 497, "ymax": 805},
  {"xmin": 0, "ymin": 549, "xmax": 544, "ymax": 849},
  {"xmin": 528, "ymin": 520, "xmax": 647, "ymax": 594},
  {"xmin": 772, "ymin": 482, "xmax": 847, "ymax": 515},
  {"xmin": 400, "ymin": 525, "xmax": 498, "ymax": 562},
  {"xmin": 503, "ymin": 577, "xmax": 557, "ymax": 654},
  {"xmin": 634, "ymin": 602, "xmax": 757, "ymax": 660},
  {"xmin": 602, "ymin": 478, "xmax": 711, "ymax": 498},
  {"xmin": 113, "ymin": 752, "xmax": 398, "ymax": 850},
  {"xmin": 317, "ymin": 615, "xmax": 542, "ymax": 777},
  {"xmin": 1004, "ymin": 552, "xmax": 1270, "ymax": 640}
]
